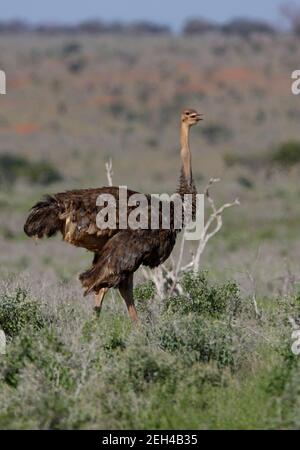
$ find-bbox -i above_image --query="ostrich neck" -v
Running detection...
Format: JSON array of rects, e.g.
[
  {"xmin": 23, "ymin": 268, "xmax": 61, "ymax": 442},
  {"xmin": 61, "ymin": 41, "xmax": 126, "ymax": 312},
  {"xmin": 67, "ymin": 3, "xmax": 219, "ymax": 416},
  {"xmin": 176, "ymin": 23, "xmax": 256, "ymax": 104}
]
[
  {"xmin": 175, "ymin": 121, "xmax": 197, "ymax": 228},
  {"xmin": 180, "ymin": 122, "xmax": 192, "ymax": 186}
]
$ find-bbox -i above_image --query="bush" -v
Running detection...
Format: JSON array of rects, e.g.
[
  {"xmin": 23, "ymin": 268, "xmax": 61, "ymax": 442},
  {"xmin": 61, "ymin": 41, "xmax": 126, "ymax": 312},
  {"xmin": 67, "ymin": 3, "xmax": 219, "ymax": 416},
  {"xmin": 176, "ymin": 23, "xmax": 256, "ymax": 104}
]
[
  {"xmin": 67, "ymin": 57, "xmax": 87, "ymax": 74},
  {"xmin": 0, "ymin": 273, "xmax": 291, "ymax": 429},
  {"xmin": 223, "ymin": 152, "xmax": 267, "ymax": 171},
  {"xmin": 158, "ymin": 315, "xmax": 236, "ymax": 368},
  {"xmin": 201, "ymin": 123, "xmax": 233, "ymax": 144},
  {"xmin": 154, "ymin": 273, "xmax": 247, "ymax": 369},
  {"xmin": 0, "ymin": 154, "xmax": 62, "ymax": 186},
  {"xmin": 222, "ymin": 18, "xmax": 275, "ymax": 36},
  {"xmin": 237, "ymin": 176, "xmax": 254, "ymax": 189},
  {"xmin": 61, "ymin": 41, "xmax": 82, "ymax": 57},
  {"xmin": 274, "ymin": 360, "xmax": 300, "ymax": 428},
  {"xmin": 0, "ymin": 288, "xmax": 45, "ymax": 338},
  {"xmin": 126, "ymin": 346, "xmax": 174, "ymax": 392},
  {"xmin": 183, "ymin": 18, "xmax": 217, "ymax": 35},
  {"xmin": 78, "ymin": 20, "xmax": 107, "ymax": 34},
  {"xmin": 271, "ymin": 141, "xmax": 300, "ymax": 168},
  {"xmin": 126, "ymin": 22, "xmax": 170, "ymax": 35},
  {"xmin": 2, "ymin": 328, "xmax": 74, "ymax": 389},
  {"xmin": 165, "ymin": 272, "xmax": 241, "ymax": 319},
  {"xmin": 134, "ymin": 281, "xmax": 156, "ymax": 303}
]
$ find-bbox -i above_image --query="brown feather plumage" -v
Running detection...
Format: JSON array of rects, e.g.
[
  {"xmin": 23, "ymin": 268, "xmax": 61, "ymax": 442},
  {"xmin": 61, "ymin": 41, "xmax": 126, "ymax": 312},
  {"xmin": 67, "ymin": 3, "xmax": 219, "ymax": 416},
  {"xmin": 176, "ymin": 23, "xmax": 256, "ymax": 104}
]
[{"xmin": 23, "ymin": 108, "xmax": 202, "ymax": 318}]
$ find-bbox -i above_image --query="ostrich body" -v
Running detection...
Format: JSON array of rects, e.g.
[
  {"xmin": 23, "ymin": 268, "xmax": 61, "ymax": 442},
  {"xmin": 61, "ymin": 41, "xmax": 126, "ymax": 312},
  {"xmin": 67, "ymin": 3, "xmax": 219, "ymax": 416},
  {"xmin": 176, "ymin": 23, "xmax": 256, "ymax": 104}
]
[{"xmin": 24, "ymin": 109, "xmax": 202, "ymax": 320}]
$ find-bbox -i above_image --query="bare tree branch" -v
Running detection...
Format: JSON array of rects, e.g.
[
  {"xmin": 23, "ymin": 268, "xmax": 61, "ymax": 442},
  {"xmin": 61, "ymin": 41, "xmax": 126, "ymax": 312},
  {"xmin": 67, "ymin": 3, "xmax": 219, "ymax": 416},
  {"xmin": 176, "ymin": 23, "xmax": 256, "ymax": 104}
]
[
  {"xmin": 103, "ymin": 160, "xmax": 239, "ymax": 298},
  {"xmin": 192, "ymin": 178, "xmax": 239, "ymax": 273},
  {"xmin": 105, "ymin": 158, "xmax": 113, "ymax": 187}
]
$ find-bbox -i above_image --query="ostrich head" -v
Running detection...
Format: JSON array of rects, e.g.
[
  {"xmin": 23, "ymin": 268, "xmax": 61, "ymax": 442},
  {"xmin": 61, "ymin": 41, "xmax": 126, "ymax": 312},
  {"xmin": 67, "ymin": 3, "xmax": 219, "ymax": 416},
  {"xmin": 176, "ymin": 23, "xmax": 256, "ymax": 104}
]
[
  {"xmin": 181, "ymin": 108, "xmax": 203, "ymax": 127},
  {"xmin": 179, "ymin": 108, "xmax": 203, "ymax": 185}
]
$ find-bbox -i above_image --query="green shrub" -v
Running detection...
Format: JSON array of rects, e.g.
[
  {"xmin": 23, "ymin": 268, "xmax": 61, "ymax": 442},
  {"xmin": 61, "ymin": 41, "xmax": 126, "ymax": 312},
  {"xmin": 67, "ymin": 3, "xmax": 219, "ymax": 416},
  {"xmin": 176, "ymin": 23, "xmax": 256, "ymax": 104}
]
[
  {"xmin": 0, "ymin": 288, "xmax": 45, "ymax": 338},
  {"xmin": 225, "ymin": 142, "xmax": 300, "ymax": 172},
  {"xmin": 67, "ymin": 57, "xmax": 86, "ymax": 74},
  {"xmin": 201, "ymin": 123, "xmax": 233, "ymax": 144},
  {"xmin": 0, "ymin": 154, "xmax": 62, "ymax": 186},
  {"xmin": 165, "ymin": 272, "xmax": 241, "ymax": 319},
  {"xmin": 102, "ymin": 318, "xmax": 128, "ymax": 351},
  {"xmin": 0, "ymin": 272, "xmax": 293, "ymax": 429},
  {"xmin": 158, "ymin": 315, "xmax": 236, "ymax": 368},
  {"xmin": 145, "ymin": 137, "xmax": 159, "ymax": 148},
  {"xmin": 274, "ymin": 360, "xmax": 300, "ymax": 428},
  {"xmin": 155, "ymin": 273, "xmax": 250, "ymax": 369},
  {"xmin": 223, "ymin": 152, "xmax": 267, "ymax": 171},
  {"xmin": 134, "ymin": 281, "xmax": 156, "ymax": 302},
  {"xmin": 26, "ymin": 160, "xmax": 62, "ymax": 184},
  {"xmin": 266, "ymin": 343, "xmax": 298, "ymax": 397},
  {"xmin": 107, "ymin": 100, "xmax": 126, "ymax": 117},
  {"xmin": 61, "ymin": 41, "xmax": 82, "ymax": 57},
  {"xmin": 237, "ymin": 175, "xmax": 254, "ymax": 189},
  {"xmin": 134, "ymin": 281, "xmax": 156, "ymax": 314},
  {"xmin": 271, "ymin": 141, "xmax": 300, "ymax": 168},
  {"xmin": 126, "ymin": 347, "xmax": 173, "ymax": 392},
  {"xmin": 2, "ymin": 328, "xmax": 74, "ymax": 389}
]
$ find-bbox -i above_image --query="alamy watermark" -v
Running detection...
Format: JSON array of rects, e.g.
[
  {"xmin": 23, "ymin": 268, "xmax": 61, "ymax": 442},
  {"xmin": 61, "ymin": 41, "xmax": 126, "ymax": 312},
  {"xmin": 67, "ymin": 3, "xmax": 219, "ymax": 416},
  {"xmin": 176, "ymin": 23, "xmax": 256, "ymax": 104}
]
[
  {"xmin": 0, "ymin": 70, "xmax": 6, "ymax": 95},
  {"xmin": 291, "ymin": 70, "xmax": 300, "ymax": 95},
  {"xmin": 95, "ymin": 187, "xmax": 204, "ymax": 240},
  {"xmin": 0, "ymin": 329, "xmax": 6, "ymax": 355},
  {"xmin": 291, "ymin": 327, "xmax": 300, "ymax": 356}
]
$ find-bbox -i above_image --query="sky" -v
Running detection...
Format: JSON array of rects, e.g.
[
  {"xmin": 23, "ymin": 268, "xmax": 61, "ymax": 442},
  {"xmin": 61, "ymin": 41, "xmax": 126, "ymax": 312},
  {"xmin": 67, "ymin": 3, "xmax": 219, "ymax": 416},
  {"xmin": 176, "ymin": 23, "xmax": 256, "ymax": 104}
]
[{"xmin": 0, "ymin": 0, "xmax": 291, "ymax": 30}]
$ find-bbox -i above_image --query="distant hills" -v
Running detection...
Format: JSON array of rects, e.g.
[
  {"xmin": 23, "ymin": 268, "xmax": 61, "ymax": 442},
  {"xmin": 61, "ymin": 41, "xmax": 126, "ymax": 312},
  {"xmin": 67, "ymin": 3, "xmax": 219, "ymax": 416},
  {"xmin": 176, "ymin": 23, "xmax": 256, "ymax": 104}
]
[{"xmin": 0, "ymin": 15, "xmax": 298, "ymax": 36}]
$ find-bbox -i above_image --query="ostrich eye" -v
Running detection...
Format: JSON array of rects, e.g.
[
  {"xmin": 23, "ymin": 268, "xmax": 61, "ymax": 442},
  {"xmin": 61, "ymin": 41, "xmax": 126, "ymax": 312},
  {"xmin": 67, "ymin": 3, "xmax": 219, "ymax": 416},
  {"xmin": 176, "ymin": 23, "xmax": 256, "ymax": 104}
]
[{"xmin": 185, "ymin": 112, "xmax": 190, "ymax": 116}]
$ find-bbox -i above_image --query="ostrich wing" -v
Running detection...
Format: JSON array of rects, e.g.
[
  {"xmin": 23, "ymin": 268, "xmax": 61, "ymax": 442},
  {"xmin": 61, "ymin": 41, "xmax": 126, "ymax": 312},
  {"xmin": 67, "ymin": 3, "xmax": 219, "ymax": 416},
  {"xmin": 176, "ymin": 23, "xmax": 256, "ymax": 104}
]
[{"xmin": 53, "ymin": 187, "xmax": 142, "ymax": 251}]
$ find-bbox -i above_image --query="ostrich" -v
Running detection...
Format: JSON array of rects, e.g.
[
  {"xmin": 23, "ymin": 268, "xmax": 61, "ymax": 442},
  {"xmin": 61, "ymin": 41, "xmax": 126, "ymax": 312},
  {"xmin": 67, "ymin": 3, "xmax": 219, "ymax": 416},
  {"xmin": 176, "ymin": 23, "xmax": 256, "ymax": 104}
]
[{"xmin": 24, "ymin": 108, "xmax": 202, "ymax": 321}]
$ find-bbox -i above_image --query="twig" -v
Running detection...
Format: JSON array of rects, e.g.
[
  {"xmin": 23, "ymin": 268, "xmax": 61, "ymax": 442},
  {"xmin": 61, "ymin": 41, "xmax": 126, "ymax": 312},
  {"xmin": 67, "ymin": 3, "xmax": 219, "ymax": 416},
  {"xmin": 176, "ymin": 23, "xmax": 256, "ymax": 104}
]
[
  {"xmin": 169, "ymin": 233, "xmax": 186, "ymax": 295},
  {"xmin": 192, "ymin": 178, "xmax": 239, "ymax": 273},
  {"xmin": 246, "ymin": 270, "xmax": 261, "ymax": 319},
  {"xmin": 105, "ymin": 158, "xmax": 113, "ymax": 186}
]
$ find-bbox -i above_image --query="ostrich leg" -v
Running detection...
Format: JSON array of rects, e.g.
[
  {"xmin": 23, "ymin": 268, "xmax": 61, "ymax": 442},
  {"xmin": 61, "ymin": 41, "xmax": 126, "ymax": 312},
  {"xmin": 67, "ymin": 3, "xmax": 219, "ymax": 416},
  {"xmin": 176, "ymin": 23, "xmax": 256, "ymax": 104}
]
[
  {"xmin": 94, "ymin": 287, "xmax": 108, "ymax": 316},
  {"xmin": 119, "ymin": 274, "xmax": 138, "ymax": 322}
]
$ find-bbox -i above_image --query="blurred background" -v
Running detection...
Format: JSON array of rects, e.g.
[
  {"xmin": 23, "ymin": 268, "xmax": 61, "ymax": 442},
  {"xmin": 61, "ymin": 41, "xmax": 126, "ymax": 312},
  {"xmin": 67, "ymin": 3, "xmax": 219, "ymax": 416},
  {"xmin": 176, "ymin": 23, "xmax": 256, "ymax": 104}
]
[{"xmin": 0, "ymin": 0, "xmax": 300, "ymax": 295}]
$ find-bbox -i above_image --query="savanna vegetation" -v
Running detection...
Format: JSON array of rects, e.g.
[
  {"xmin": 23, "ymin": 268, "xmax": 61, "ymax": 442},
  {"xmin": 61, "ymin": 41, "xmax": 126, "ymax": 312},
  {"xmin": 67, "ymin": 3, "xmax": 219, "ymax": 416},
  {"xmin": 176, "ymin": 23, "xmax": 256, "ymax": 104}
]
[
  {"xmin": 0, "ymin": 24, "xmax": 300, "ymax": 429},
  {"xmin": 1, "ymin": 272, "xmax": 300, "ymax": 429}
]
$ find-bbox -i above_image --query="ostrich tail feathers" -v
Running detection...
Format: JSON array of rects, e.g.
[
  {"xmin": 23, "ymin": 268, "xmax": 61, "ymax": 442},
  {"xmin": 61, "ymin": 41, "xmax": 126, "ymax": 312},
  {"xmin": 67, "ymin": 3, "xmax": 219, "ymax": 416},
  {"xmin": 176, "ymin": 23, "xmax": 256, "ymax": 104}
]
[
  {"xmin": 79, "ymin": 265, "xmax": 101, "ymax": 295},
  {"xmin": 24, "ymin": 195, "xmax": 61, "ymax": 238}
]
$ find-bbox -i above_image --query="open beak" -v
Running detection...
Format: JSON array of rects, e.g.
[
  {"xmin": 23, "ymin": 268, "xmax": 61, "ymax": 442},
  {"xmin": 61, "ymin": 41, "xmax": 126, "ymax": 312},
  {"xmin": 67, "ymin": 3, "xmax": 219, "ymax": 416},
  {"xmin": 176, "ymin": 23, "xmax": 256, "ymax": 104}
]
[{"xmin": 196, "ymin": 113, "xmax": 204, "ymax": 122}]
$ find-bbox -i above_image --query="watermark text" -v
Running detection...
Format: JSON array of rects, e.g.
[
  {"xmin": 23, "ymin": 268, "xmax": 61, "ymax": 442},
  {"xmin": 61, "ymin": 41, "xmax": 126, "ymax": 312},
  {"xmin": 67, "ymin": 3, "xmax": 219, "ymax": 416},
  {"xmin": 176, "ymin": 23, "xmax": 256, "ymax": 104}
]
[
  {"xmin": 0, "ymin": 70, "xmax": 6, "ymax": 95},
  {"xmin": 291, "ymin": 70, "xmax": 300, "ymax": 95},
  {"xmin": 96, "ymin": 187, "xmax": 204, "ymax": 240}
]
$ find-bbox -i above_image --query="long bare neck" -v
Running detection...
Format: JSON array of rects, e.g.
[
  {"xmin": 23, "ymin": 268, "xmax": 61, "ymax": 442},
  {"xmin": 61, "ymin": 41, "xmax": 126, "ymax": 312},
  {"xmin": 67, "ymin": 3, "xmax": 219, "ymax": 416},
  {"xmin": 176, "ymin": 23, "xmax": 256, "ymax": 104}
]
[
  {"xmin": 180, "ymin": 121, "xmax": 192, "ymax": 187},
  {"xmin": 176, "ymin": 120, "xmax": 197, "ymax": 224}
]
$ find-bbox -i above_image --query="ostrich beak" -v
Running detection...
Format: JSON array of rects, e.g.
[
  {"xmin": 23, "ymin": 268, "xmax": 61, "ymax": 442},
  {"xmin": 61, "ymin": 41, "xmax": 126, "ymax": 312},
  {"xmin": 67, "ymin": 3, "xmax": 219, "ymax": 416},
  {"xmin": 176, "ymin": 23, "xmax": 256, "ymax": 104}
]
[{"xmin": 196, "ymin": 113, "xmax": 204, "ymax": 122}]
